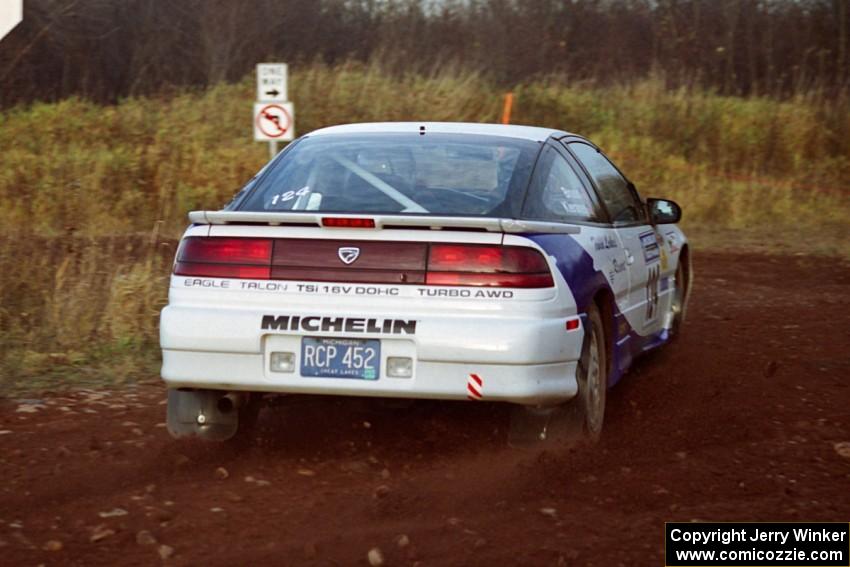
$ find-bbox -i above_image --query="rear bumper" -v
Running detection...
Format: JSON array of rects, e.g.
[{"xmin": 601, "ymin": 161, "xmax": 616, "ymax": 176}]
[
  {"xmin": 162, "ymin": 350, "xmax": 577, "ymax": 405},
  {"xmin": 160, "ymin": 304, "xmax": 583, "ymax": 405}
]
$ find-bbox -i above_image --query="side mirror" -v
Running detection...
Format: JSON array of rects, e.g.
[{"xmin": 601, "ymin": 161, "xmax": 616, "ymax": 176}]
[{"xmin": 647, "ymin": 198, "xmax": 682, "ymax": 225}]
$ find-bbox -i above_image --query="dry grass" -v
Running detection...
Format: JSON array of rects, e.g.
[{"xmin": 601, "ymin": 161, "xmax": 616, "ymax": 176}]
[
  {"xmin": 1, "ymin": 62, "xmax": 848, "ymax": 389},
  {"xmin": 0, "ymin": 234, "xmax": 175, "ymax": 391}
]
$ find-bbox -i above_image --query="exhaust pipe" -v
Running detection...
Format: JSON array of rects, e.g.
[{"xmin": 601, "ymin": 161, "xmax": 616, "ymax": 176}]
[
  {"xmin": 217, "ymin": 392, "xmax": 246, "ymax": 414},
  {"xmin": 167, "ymin": 389, "xmax": 240, "ymax": 441}
]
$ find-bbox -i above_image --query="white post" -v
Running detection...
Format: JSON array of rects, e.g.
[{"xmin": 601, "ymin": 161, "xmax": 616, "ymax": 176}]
[{"xmin": 269, "ymin": 141, "xmax": 278, "ymax": 160}]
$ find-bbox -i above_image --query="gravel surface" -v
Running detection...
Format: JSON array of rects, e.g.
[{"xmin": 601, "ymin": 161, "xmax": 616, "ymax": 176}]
[{"xmin": 1, "ymin": 251, "xmax": 848, "ymax": 566}]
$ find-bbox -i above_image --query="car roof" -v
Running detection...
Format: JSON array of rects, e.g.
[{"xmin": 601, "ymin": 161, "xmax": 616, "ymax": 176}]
[{"xmin": 307, "ymin": 122, "xmax": 573, "ymax": 142}]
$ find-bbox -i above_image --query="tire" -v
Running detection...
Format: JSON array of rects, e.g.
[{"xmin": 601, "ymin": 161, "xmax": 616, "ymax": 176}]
[
  {"xmin": 669, "ymin": 260, "xmax": 687, "ymax": 340},
  {"xmin": 571, "ymin": 302, "xmax": 608, "ymax": 441},
  {"xmin": 506, "ymin": 302, "xmax": 609, "ymax": 447},
  {"xmin": 227, "ymin": 394, "xmax": 262, "ymax": 445}
]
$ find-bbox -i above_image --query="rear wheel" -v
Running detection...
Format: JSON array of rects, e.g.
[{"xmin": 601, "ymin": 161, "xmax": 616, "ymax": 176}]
[
  {"xmin": 572, "ymin": 302, "xmax": 607, "ymax": 441},
  {"xmin": 507, "ymin": 302, "xmax": 608, "ymax": 446}
]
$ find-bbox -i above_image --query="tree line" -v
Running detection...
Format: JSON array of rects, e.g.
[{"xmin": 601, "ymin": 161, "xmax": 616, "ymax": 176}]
[{"xmin": 1, "ymin": 0, "xmax": 847, "ymax": 107}]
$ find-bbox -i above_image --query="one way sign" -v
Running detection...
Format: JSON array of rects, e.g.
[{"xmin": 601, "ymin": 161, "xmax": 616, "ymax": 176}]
[{"xmin": 256, "ymin": 63, "xmax": 287, "ymax": 102}]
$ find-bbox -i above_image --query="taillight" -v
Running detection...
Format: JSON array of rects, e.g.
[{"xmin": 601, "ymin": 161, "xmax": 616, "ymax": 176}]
[
  {"xmin": 171, "ymin": 238, "xmax": 553, "ymax": 288},
  {"xmin": 174, "ymin": 237, "xmax": 272, "ymax": 279},
  {"xmin": 426, "ymin": 244, "xmax": 553, "ymax": 288}
]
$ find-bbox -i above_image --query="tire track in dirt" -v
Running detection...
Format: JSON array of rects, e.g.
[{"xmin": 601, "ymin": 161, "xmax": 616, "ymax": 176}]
[{"xmin": 1, "ymin": 251, "xmax": 848, "ymax": 566}]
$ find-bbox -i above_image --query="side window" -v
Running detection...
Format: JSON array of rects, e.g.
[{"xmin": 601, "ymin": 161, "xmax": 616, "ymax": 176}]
[
  {"xmin": 569, "ymin": 143, "xmax": 644, "ymax": 224},
  {"xmin": 523, "ymin": 146, "xmax": 596, "ymax": 222}
]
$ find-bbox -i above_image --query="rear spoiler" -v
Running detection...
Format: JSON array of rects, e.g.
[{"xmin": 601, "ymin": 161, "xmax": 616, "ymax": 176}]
[{"xmin": 188, "ymin": 211, "xmax": 581, "ymax": 234}]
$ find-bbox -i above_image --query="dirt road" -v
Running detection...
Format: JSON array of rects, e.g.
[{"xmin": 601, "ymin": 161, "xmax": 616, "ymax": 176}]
[{"xmin": 2, "ymin": 251, "xmax": 849, "ymax": 566}]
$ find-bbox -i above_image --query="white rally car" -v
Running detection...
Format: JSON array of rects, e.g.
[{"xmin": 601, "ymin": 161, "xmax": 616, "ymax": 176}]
[{"xmin": 161, "ymin": 122, "xmax": 691, "ymax": 442}]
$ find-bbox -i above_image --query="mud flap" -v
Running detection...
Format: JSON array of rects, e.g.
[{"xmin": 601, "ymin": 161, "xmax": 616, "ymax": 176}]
[
  {"xmin": 507, "ymin": 404, "xmax": 585, "ymax": 448},
  {"xmin": 166, "ymin": 389, "xmax": 239, "ymax": 441}
]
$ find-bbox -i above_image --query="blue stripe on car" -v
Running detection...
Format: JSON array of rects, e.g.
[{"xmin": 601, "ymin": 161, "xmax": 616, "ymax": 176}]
[{"xmin": 525, "ymin": 233, "xmax": 668, "ymax": 387}]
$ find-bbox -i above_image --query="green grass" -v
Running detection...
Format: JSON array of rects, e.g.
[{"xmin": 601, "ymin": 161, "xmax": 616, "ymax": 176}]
[{"xmin": 1, "ymin": 62, "xmax": 848, "ymax": 391}]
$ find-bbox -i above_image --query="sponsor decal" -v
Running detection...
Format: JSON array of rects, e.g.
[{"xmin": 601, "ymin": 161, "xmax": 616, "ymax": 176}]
[
  {"xmin": 609, "ymin": 257, "xmax": 627, "ymax": 281},
  {"xmin": 645, "ymin": 264, "xmax": 661, "ymax": 323},
  {"xmin": 467, "ymin": 373, "xmax": 483, "ymax": 400},
  {"xmin": 261, "ymin": 315, "xmax": 416, "ymax": 335},
  {"xmin": 665, "ymin": 230, "xmax": 681, "ymax": 253},
  {"xmin": 639, "ymin": 231, "xmax": 661, "ymax": 263},
  {"xmin": 593, "ymin": 234, "xmax": 619, "ymax": 250},
  {"xmin": 337, "ymin": 246, "xmax": 361, "ymax": 265}
]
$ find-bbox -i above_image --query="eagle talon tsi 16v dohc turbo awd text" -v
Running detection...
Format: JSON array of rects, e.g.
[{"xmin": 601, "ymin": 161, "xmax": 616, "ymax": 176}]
[{"xmin": 160, "ymin": 122, "xmax": 691, "ymax": 443}]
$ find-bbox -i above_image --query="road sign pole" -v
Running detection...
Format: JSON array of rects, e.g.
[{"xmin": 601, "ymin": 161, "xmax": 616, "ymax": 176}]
[{"xmin": 269, "ymin": 141, "xmax": 278, "ymax": 160}]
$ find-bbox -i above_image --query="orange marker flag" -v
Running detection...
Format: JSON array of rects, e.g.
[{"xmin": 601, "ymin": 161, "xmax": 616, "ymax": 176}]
[{"xmin": 501, "ymin": 92, "xmax": 514, "ymax": 124}]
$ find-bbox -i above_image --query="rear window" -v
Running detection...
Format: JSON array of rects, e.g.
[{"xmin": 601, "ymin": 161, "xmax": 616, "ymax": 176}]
[{"xmin": 238, "ymin": 133, "xmax": 540, "ymax": 217}]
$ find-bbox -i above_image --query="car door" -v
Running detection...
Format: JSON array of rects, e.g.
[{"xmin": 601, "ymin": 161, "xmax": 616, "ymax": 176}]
[{"xmin": 566, "ymin": 142, "xmax": 663, "ymax": 337}]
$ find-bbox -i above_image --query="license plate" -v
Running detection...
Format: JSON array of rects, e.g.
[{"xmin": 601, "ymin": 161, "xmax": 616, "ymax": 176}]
[{"xmin": 300, "ymin": 337, "xmax": 380, "ymax": 380}]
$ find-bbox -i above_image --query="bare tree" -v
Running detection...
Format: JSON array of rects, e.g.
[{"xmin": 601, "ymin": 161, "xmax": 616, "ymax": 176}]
[{"xmin": 1, "ymin": 0, "xmax": 847, "ymax": 106}]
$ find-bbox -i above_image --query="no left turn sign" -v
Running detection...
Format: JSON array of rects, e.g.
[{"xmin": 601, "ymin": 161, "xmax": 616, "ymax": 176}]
[{"xmin": 254, "ymin": 102, "xmax": 294, "ymax": 142}]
